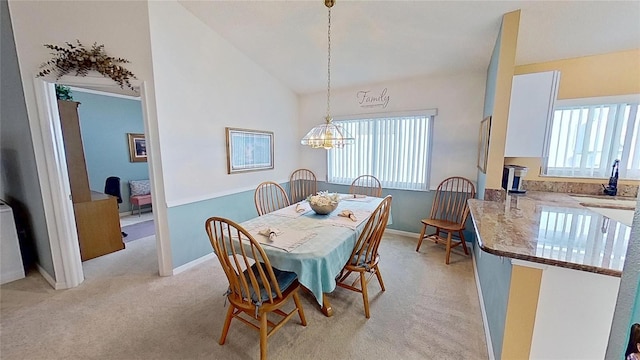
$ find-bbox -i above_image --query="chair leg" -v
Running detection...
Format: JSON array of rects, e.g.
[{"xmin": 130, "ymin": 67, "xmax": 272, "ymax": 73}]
[
  {"xmin": 445, "ymin": 231, "xmax": 453, "ymax": 265},
  {"xmin": 459, "ymin": 230, "xmax": 469, "ymax": 255},
  {"xmin": 260, "ymin": 312, "xmax": 268, "ymax": 360},
  {"xmin": 374, "ymin": 264, "xmax": 385, "ymax": 291},
  {"xmin": 219, "ymin": 305, "xmax": 234, "ymax": 345},
  {"xmin": 360, "ymin": 271, "xmax": 370, "ymax": 318},
  {"xmin": 416, "ymin": 224, "xmax": 427, "ymax": 252},
  {"xmin": 293, "ymin": 291, "xmax": 307, "ymax": 326}
]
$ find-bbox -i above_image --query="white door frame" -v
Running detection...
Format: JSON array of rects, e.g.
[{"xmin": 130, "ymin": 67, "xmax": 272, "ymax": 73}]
[{"xmin": 30, "ymin": 75, "xmax": 172, "ymax": 289}]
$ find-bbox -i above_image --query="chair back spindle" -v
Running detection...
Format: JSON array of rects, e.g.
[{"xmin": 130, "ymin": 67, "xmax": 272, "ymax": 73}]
[
  {"xmin": 254, "ymin": 181, "xmax": 290, "ymax": 216},
  {"xmin": 349, "ymin": 175, "xmax": 382, "ymax": 197},
  {"xmin": 337, "ymin": 195, "xmax": 392, "ymax": 318},
  {"xmin": 349, "ymin": 195, "xmax": 393, "ymax": 267},
  {"xmin": 206, "ymin": 217, "xmax": 282, "ymax": 306},
  {"xmin": 429, "ymin": 176, "xmax": 475, "ymax": 225},
  {"xmin": 205, "ymin": 216, "xmax": 307, "ymax": 360},
  {"xmin": 289, "ymin": 169, "xmax": 317, "ymax": 203},
  {"xmin": 417, "ymin": 176, "xmax": 475, "ymax": 264}
]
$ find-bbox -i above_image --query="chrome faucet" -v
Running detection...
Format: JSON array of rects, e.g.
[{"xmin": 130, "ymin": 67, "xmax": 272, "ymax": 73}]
[{"xmin": 603, "ymin": 159, "xmax": 620, "ymax": 196}]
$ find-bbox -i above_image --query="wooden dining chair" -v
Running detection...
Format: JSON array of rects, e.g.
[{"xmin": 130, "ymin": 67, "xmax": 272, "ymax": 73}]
[
  {"xmin": 416, "ymin": 176, "xmax": 476, "ymax": 264},
  {"xmin": 336, "ymin": 195, "xmax": 393, "ymax": 318},
  {"xmin": 349, "ymin": 175, "xmax": 382, "ymax": 197},
  {"xmin": 205, "ymin": 217, "xmax": 307, "ymax": 360},
  {"xmin": 289, "ymin": 168, "xmax": 317, "ymax": 203},
  {"xmin": 254, "ymin": 181, "xmax": 290, "ymax": 216}
]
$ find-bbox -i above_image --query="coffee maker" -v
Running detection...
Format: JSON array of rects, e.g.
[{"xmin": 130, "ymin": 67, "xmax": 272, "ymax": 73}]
[{"xmin": 502, "ymin": 165, "xmax": 528, "ymax": 194}]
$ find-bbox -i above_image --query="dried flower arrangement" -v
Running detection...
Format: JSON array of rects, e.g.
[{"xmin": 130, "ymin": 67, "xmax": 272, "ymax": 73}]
[{"xmin": 37, "ymin": 40, "xmax": 137, "ymax": 91}]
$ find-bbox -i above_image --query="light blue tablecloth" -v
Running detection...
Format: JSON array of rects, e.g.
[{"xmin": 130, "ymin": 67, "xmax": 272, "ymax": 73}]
[{"xmin": 240, "ymin": 195, "xmax": 384, "ymax": 306}]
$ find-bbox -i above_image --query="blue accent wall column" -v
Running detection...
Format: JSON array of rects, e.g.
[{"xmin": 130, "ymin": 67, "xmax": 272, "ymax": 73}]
[
  {"xmin": 72, "ymin": 90, "xmax": 148, "ymax": 213},
  {"xmin": 606, "ymin": 196, "xmax": 640, "ymax": 359},
  {"xmin": 477, "ymin": 24, "xmax": 502, "ymax": 201},
  {"xmin": 473, "ymin": 242, "xmax": 512, "ymax": 360}
]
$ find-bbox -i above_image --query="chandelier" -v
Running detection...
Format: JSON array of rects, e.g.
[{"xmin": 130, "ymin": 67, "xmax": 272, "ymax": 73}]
[{"xmin": 300, "ymin": 0, "xmax": 354, "ymax": 150}]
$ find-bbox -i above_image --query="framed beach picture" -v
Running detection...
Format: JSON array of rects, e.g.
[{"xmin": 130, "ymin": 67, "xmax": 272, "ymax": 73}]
[
  {"xmin": 127, "ymin": 133, "xmax": 147, "ymax": 163},
  {"xmin": 225, "ymin": 127, "xmax": 274, "ymax": 174},
  {"xmin": 477, "ymin": 116, "xmax": 491, "ymax": 173}
]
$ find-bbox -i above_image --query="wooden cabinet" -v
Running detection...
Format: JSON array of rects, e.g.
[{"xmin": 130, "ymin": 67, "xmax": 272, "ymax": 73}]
[
  {"xmin": 504, "ymin": 71, "xmax": 560, "ymax": 157},
  {"xmin": 74, "ymin": 192, "xmax": 125, "ymax": 261},
  {"xmin": 58, "ymin": 100, "xmax": 91, "ymax": 203},
  {"xmin": 57, "ymin": 100, "xmax": 124, "ymax": 261}
]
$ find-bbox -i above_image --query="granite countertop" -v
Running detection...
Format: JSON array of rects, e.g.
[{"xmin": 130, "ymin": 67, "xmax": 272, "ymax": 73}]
[{"xmin": 469, "ymin": 191, "xmax": 636, "ymax": 277}]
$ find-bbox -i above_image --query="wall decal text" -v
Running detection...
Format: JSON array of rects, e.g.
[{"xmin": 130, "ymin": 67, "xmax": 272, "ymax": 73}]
[{"xmin": 357, "ymin": 88, "xmax": 390, "ymax": 109}]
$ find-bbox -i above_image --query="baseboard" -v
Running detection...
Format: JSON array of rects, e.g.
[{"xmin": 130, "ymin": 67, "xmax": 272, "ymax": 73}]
[
  {"xmin": 0, "ymin": 269, "xmax": 26, "ymax": 285},
  {"xmin": 37, "ymin": 263, "xmax": 67, "ymax": 290},
  {"xmin": 172, "ymin": 252, "xmax": 216, "ymax": 275},
  {"xmin": 472, "ymin": 250, "xmax": 496, "ymax": 360},
  {"xmin": 384, "ymin": 228, "xmax": 420, "ymax": 238},
  {"xmin": 119, "ymin": 209, "xmax": 153, "ymax": 217}
]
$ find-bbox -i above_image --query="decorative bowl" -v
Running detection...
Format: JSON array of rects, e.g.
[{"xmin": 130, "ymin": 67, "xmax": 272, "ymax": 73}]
[{"xmin": 309, "ymin": 201, "xmax": 339, "ymax": 215}]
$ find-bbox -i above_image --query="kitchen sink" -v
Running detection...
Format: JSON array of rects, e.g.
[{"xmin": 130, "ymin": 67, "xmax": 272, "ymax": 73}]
[
  {"xmin": 570, "ymin": 195, "xmax": 637, "ymax": 210},
  {"xmin": 570, "ymin": 195, "xmax": 637, "ymax": 227}
]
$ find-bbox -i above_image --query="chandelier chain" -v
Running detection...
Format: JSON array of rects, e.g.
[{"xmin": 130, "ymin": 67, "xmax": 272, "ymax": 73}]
[{"xmin": 326, "ymin": 6, "xmax": 331, "ymax": 120}]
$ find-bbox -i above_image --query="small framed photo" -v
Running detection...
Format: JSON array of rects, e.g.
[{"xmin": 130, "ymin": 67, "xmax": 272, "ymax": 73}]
[
  {"xmin": 225, "ymin": 127, "xmax": 274, "ymax": 174},
  {"xmin": 477, "ymin": 116, "xmax": 491, "ymax": 173},
  {"xmin": 127, "ymin": 133, "xmax": 147, "ymax": 163}
]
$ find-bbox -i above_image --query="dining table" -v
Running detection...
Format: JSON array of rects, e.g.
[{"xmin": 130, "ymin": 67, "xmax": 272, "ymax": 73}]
[{"xmin": 240, "ymin": 194, "xmax": 385, "ymax": 317}]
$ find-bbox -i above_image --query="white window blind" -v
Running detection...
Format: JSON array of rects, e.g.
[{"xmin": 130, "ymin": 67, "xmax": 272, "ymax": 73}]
[
  {"xmin": 327, "ymin": 112, "xmax": 433, "ymax": 190},
  {"xmin": 544, "ymin": 101, "xmax": 640, "ymax": 179}
]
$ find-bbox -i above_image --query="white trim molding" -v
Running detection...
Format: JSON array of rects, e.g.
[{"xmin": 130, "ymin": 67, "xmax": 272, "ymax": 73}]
[
  {"xmin": 30, "ymin": 75, "xmax": 172, "ymax": 286},
  {"xmin": 68, "ymin": 86, "xmax": 141, "ymax": 101},
  {"xmin": 172, "ymin": 252, "xmax": 216, "ymax": 275},
  {"xmin": 32, "ymin": 78, "xmax": 84, "ymax": 289},
  {"xmin": 37, "ymin": 263, "xmax": 64, "ymax": 290}
]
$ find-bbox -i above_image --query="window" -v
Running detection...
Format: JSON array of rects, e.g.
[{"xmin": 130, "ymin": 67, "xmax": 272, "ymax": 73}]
[
  {"xmin": 543, "ymin": 97, "xmax": 640, "ymax": 179},
  {"xmin": 327, "ymin": 111, "xmax": 434, "ymax": 190}
]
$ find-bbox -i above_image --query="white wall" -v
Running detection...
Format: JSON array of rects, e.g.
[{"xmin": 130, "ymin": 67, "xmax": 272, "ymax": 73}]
[
  {"xmin": 530, "ymin": 266, "xmax": 620, "ymax": 359},
  {"xmin": 8, "ymin": 0, "xmax": 159, "ymax": 278},
  {"xmin": 148, "ymin": 1, "xmax": 299, "ymax": 207},
  {"xmin": 299, "ymin": 73, "xmax": 486, "ymax": 188},
  {"xmin": 8, "ymin": 1, "xmax": 154, "ymax": 86}
]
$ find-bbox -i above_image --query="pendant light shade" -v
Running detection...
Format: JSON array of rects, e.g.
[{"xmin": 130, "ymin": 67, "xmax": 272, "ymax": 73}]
[
  {"xmin": 301, "ymin": 0, "xmax": 354, "ymax": 150},
  {"xmin": 301, "ymin": 115, "xmax": 354, "ymax": 150}
]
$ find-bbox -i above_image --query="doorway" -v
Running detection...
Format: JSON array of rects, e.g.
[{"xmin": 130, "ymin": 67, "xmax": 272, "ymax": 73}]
[
  {"xmin": 31, "ymin": 76, "xmax": 172, "ymax": 289},
  {"xmin": 67, "ymin": 85, "xmax": 155, "ymax": 258}
]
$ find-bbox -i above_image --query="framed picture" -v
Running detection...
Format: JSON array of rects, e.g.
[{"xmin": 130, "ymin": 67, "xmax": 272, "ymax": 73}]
[
  {"xmin": 127, "ymin": 133, "xmax": 147, "ymax": 163},
  {"xmin": 477, "ymin": 116, "xmax": 491, "ymax": 173},
  {"xmin": 225, "ymin": 127, "xmax": 274, "ymax": 174}
]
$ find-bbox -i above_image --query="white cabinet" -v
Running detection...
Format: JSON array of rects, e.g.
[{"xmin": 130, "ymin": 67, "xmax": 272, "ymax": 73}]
[
  {"xmin": 504, "ymin": 71, "xmax": 560, "ymax": 157},
  {"xmin": 1, "ymin": 201, "xmax": 25, "ymax": 284}
]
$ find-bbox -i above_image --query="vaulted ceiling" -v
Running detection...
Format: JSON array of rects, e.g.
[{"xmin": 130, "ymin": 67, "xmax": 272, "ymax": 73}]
[{"xmin": 179, "ymin": 0, "xmax": 640, "ymax": 94}]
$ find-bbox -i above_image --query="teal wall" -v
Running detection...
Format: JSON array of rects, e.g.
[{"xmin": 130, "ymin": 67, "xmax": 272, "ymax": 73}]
[
  {"xmin": 607, "ymin": 198, "xmax": 640, "ymax": 359},
  {"xmin": 73, "ymin": 90, "xmax": 148, "ymax": 213},
  {"xmin": 473, "ymin": 241, "xmax": 511, "ymax": 360},
  {"xmin": 321, "ymin": 182, "xmax": 474, "ymax": 239},
  {"xmin": 484, "ymin": 28, "xmax": 500, "ymax": 120},
  {"xmin": 472, "ymin": 21, "xmax": 510, "ymax": 360},
  {"xmin": 476, "ymin": 22, "xmax": 502, "ymax": 201},
  {"xmin": 166, "ymin": 179, "xmax": 475, "ymax": 268},
  {"xmin": 1, "ymin": 0, "xmax": 53, "ymax": 277},
  {"xmin": 167, "ymin": 187, "xmax": 260, "ymax": 268}
]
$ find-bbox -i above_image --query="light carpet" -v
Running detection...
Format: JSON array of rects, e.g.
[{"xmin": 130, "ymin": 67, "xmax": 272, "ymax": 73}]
[{"xmin": 0, "ymin": 233, "xmax": 488, "ymax": 360}]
